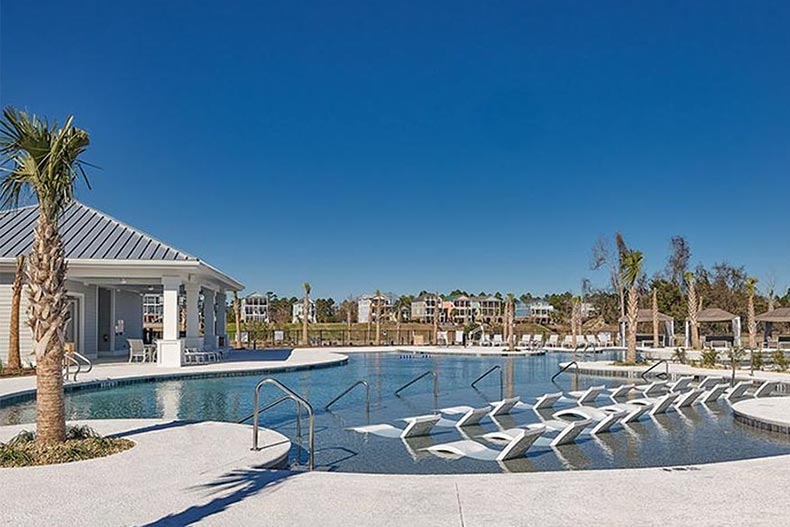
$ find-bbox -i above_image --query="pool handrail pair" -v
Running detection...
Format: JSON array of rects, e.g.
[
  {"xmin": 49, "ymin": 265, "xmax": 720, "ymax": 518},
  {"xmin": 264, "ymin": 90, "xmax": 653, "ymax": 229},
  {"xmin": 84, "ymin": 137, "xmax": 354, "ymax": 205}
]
[
  {"xmin": 250, "ymin": 377, "xmax": 315, "ymax": 471},
  {"xmin": 551, "ymin": 361, "xmax": 579, "ymax": 382},
  {"xmin": 471, "ymin": 365, "xmax": 503, "ymax": 400},
  {"xmin": 63, "ymin": 351, "xmax": 93, "ymax": 382},
  {"xmin": 325, "ymin": 380, "xmax": 370, "ymax": 413},
  {"xmin": 395, "ymin": 370, "xmax": 439, "ymax": 397}
]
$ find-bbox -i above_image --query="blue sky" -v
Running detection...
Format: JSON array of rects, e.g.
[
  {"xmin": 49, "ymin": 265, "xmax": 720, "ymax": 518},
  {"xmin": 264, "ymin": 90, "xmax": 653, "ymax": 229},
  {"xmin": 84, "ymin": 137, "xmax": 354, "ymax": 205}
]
[{"xmin": 2, "ymin": 1, "xmax": 789, "ymax": 299}]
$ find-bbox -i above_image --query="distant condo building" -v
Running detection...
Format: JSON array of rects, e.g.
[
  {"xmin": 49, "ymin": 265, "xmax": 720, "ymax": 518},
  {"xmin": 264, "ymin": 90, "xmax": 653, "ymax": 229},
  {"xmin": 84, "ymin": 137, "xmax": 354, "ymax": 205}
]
[
  {"xmin": 292, "ymin": 299, "xmax": 317, "ymax": 324},
  {"xmin": 241, "ymin": 292, "xmax": 270, "ymax": 323},
  {"xmin": 357, "ymin": 293, "xmax": 393, "ymax": 323}
]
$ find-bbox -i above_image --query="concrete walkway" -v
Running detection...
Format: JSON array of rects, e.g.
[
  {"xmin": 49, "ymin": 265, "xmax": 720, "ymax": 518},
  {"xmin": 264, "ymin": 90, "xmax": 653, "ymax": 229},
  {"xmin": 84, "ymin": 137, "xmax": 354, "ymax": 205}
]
[{"xmin": 1, "ymin": 418, "xmax": 788, "ymax": 526}]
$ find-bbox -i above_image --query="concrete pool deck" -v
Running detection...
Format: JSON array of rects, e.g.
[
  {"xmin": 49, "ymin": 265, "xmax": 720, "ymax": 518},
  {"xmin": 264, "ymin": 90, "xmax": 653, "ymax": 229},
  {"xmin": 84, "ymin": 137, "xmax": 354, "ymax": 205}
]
[{"xmin": 1, "ymin": 418, "xmax": 789, "ymax": 526}]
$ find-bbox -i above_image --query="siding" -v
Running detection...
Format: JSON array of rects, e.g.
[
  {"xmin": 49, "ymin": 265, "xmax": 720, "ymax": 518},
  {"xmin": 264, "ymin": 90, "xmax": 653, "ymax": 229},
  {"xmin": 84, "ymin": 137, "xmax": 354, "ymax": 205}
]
[{"xmin": 113, "ymin": 290, "xmax": 143, "ymax": 352}]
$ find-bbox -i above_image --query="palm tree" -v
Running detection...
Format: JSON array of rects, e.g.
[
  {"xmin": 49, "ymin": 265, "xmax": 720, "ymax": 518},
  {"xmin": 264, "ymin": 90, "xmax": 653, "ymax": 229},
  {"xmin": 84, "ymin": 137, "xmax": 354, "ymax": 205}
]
[
  {"xmin": 570, "ymin": 296, "xmax": 581, "ymax": 349},
  {"xmin": 506, "ymin": 293, "xmax": 516, "ymax": 351},
  {"xmin": 0, "ymin": 107, "xmax": 91, "ymax": 444},
  {"xmin": 394, "ymin": 295, "xmax": 411, "ymax": 345},
  {"xmin": 7, "ymin": 254, "xmax": 25, "ymax": 370},
  {"xmin": 302, "ymin": 282, "xmax": 311, "ymax": 346},
  {"xmin": 433, "ymin": 293, "xmax": 441, "ymax": 344},
  {"xmin": 746, "ymin": 277, "xmax": 758, "ymax": 350},
  {"xmin": 685, "ymin": 272, "xmax": 701, "ymax": 350},
  {"xmin": 651, "ymin": 288, "xmax": 660, "ymax": 349},
  {"xmin": 374, "ymin": 289, "xmax": 383, "ymax": 346},
  {"xmin": 232, "ymin": 291, "xmax": 242, "ymax": 349},
  {"xmin": 622, "ymin": 250, "xmax": 644, "ymax": 363}
]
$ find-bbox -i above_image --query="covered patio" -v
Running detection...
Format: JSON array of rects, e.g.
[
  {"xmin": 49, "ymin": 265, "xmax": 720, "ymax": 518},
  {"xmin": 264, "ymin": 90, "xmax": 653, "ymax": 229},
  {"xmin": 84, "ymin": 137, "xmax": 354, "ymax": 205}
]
[
  {"xmin": 618, "ymin": 308, "xmax": 675, "ymax": 347},
  {"xmin": 0, "ymin": 202, "xmax": 243, "ymax": 368},
  {"xmin": 686, "ymin": 307, "xmax": 742, "ymax": 349},
  {"xmin": 756, "ymin": 307, "xmax": 790, "ymax": 350}
]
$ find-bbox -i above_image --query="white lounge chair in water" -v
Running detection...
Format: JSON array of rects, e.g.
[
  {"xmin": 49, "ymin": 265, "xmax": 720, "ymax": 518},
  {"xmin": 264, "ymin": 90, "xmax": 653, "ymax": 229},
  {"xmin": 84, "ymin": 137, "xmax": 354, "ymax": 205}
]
[
  {"xmin": 667, "ymin": 376, "xmax": 695, "ymax": 393},
  {"xmin": 546, "ymin": 418, "xmax": 593, "ymax": 446},
  {"xmin": 608, "ymin": 384, "xmax": 635, "ymax": 400},
  {"xmin": 697, "ymin": 376, "xmax": 727, "ymax": 391},
  {"xmin": 634, "ymin": 381, "xmax": 668, "ymax": 398},
  {"xmin": 754, "ymin": 381, "xmax": 778, "ymax": 398},
  {"xmin": 621, "ymin": 392, "xmax": 679, "ymax": 417},
  {"xmin": 489, "ymin": 396, "xmax": 521, "ymax": 416},
  {"xmin": 674, "ymin": 388, "xmax": 705, "ymax": 408},
  {"xmin": 553, "ymin": 406, "xmax": 626, "ymax": 435},
  {"xmin": 455, "ymin": 407, "xmax": 490, "ymax": 428},
  {"xmin": 428, "ymin": 425, "xmax": 547, "ymax": 462},
  {"xmin": 400, "ymin": 415, "xmax": 441, "ymax": 438},
  {"xmin": 566, "ymin": 385, "xmax": 607, "ymax": 405},
  {"xmin": 534, "ymin": 392, "xmax": 564, "ymax": 409},
  {"xmin": 726, "ymin": 380, "xmax": 754, "ymax": 401},
  {"xmin": 699, "ymin": 384, "xmax": 729, "ymax": 404},
  {"xmin": 599, "ymin": 401, "xmax": 654, "ymax": 423}
]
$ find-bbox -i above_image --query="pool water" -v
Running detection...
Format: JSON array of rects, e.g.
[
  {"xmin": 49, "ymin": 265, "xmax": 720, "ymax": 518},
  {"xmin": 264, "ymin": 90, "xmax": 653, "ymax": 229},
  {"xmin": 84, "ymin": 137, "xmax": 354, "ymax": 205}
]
[{"xmin": 2, "ymin": 351, "xmax": 789, "ymax": 474}]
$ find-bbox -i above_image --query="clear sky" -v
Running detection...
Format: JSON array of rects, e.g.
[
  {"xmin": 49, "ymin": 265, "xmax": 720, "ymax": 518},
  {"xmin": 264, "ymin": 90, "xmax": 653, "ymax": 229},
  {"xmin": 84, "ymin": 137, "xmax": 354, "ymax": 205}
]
[{"xmin": 2, "ymin": 1, "xmax": 789, "ymax": 299}]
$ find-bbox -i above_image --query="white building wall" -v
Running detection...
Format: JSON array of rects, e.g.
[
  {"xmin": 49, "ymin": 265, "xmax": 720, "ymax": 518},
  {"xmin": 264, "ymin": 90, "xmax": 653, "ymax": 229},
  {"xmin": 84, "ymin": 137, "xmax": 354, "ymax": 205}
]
[{"xmin": 65, "ymin": 280, "xmax": 99, "ymax": 359}]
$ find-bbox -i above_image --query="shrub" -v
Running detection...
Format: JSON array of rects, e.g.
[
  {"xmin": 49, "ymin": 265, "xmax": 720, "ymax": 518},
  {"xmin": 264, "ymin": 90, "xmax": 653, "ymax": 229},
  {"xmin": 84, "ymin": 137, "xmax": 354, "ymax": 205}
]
[
  {"xmin": 0, "ymin": 425, "xmax": 133, "ymax": 468},
  {"xmin": 672, "ymin": 348, "xmax": 687, "ymax": 364},
  {"xmin": 701, "ymin": 349, "xmax": 719, "ymax": 368},
  {"xmin": 773, "ymin": 350, "xmax": 788, "ymax": 372},
  {"xmin": 751, "ymin": 350, "xmax": 764, "ymax": 371}
]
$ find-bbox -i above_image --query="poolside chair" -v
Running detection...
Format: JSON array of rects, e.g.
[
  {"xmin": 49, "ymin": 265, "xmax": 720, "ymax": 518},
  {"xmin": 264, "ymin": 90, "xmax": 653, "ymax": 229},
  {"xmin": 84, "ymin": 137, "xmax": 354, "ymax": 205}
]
[
  {"xmin": 531, "ymin": 334, "xmax": 544, "ymax": 349},
  {"xmin": 726, "ymin": 380, "xmax": 754, "ymax": 401},
  {"xmin": 546, "ymin": 334, "xmax": 560, "ymax": 348},
  {"xmin": 608, "ymin": 384, "xmax": 635, "ymax": 400},
  {"xmin": 481, "ymin": 334, "xmax": 493, "ymax": 347},
  {"xmin": 754, "ymin": 381, "xmax": 779, "ymax": 398},
  {"xmin": 437, "ymin": 331, "xmax": 449, "ymax": 347},
  {"xmin": 401, "ymin": 414, "xmax": 441, "ymax": 438},
  {"xmin": 561, "ymin": 335, "xmax": 573, "ymax": 348},
  {"xmin": 127, "ymin": 339, "xmax": 146, "ymax": 363},
  {"xmin": 489, "ymin": 396, "xmax": 521, "ymax": 416},
  {"xmin": 598, "ymin": 332, "xmax": 612, "ymax": 347},
  {"xmin": 519, "ymin": 334, "xmax": 531, "ymax": 348},
  {"xmin": 675, "ymin": 389, "xmax": 705, "ymax": 408},
  {"xmin": 566, "ymin": 385, "xmax": 607, "ymax": 405},
  {"xmin": 634, "ymin": 381, "xmax": 668, "ymax": 398},
  {"xmin": 492, "ymin": 334, "xmax": 505, "ymax": 346},
  {"xmin": 700, "ymin": 384, "xmax": 729, "ymax": 404}
]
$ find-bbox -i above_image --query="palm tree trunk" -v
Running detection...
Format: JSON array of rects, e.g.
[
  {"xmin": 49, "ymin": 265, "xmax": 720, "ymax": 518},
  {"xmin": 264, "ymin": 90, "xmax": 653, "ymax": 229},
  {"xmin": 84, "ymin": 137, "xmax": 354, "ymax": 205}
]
[
  {"xmin": 688, "ymin": 281, "xmax": 700, "ymax": 350},
  {"xmin": 652, "ymin": 289, "xmax": 660, "ymax": 348},
  {"xmin": 627, "ymin": 286, "xmax": 638, "ymax": 363},
  {"xmin": 302, "ymin": 296, "xmax": 309, "ymax": 346},
  {"xmin": 748, "ymin": 294, "xmax": 756, "ymax": 350},
  {"xmin": 7, "ymin": 254, "xmax": 25, "ymax": 370},
  {"xmin": 375, "ymin": 302, "xmax": 381, "ymax": 346},
  {"xmin": 29, "ymin": 214, "xmax": 68, "ymax": 444},
  {"xmin": 233, "ymin": 292, "xmax": 242, "ymax": 349}
]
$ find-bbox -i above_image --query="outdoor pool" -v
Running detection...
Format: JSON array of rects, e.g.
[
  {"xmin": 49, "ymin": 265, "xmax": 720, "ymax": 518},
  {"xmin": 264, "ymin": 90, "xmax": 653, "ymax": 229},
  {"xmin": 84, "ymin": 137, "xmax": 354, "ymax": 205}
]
[{"xmin": 2, "ymin": 351, "xmax": 789, "ymax": 474}]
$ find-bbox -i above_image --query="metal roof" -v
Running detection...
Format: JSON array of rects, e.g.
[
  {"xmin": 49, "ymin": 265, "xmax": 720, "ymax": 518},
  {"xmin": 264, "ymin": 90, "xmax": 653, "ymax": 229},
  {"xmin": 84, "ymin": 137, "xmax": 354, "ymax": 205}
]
[{"xmin": 0, "ymin": 202, "xmax": 196, "ymax": 261}]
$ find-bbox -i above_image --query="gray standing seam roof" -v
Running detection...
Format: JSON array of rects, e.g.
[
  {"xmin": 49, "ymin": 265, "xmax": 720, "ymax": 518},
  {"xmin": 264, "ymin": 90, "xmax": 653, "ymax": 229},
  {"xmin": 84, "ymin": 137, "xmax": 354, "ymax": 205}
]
[{"xmin": 0, "ymin": 202, "xmax": 196, "ymax": 261}]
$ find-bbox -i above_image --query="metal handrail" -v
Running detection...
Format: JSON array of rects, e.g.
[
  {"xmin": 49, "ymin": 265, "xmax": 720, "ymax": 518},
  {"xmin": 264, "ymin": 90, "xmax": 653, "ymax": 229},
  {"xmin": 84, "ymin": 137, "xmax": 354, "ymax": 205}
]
[
  {"xmin": 63, "ymin": 351, "xmax": 93, "ymax": 382},
  {"xmin": 471, "ymin": 365, "xmax": 503, "ymax": 399},
  {"xmin": 551, "ymin": 361, "xmax": 578, "ymax": 382},
  {"xmin": 395, "ymin": 370, "xmax": 438, "ymax": 397},
  {"xmin": 640, "ymin": 359, "xmax": 669, "ymax": 381},
  {"xmin": 325, "ymin": 380, "xmax": 370, "ymax": 413},
  {"xmin": 238, "ymin": 395, "xmax": 292, "ymax": 424},
  {"xmin": 251, "ymin": 378, "xmax": 315, "ymax": 470}
]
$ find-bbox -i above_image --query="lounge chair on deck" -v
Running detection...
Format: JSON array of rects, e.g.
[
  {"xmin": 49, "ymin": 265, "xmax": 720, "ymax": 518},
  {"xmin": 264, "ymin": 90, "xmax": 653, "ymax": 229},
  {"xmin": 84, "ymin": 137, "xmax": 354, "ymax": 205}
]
[
  {"xmin": 561, "ymin": 335, "xmax": 573, "ymax": 348},
  {"xmin": 127, "ymin": 339, "xmax": 146, "ymax": 363},
  {"xmin": 532, "ymin": 334, "xmax": 544, "ymax": 348},
  {"xmin": 518, "ymin": 334, "xmax": 531, "ymax": 348},
  {"xmin": 546, "ymin": 334, "xmax": 560, "ymax": 348},
  {"xmin": 492, "ymin": 334, "xmax": 505, "ymax": 346},
  {"xmin": 481, "ymin": 334, "xmax": 493, "ymax": 346}
]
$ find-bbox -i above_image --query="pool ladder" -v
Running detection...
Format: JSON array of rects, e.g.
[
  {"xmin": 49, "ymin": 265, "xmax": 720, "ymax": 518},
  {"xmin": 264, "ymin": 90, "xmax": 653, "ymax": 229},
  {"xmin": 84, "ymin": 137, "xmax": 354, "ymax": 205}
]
[
  {"xmin": 242, "ymin": 378, "xmax": 315, "ymax": 471},
  {"xmin": 325, "ymin": 380, "xmax": 370, "ymax": 413},
  {"xmin": 63, "ymin": 351, "xmax": 93, "ymax": 382}
]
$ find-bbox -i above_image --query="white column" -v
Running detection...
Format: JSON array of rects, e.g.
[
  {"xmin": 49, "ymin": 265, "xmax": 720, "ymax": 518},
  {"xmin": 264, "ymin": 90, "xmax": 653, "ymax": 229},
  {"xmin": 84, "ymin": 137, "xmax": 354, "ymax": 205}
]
[
  {"xmin": 203, "ymin": 288, "xmax": 216, "ymax": 350},
  {"xmin": 158, "ymin": 277, "xmax": 185, "ymax": 368},
  {"xmin": 216, "ymin": 289, "xmax": 227, "ymax": 347},
  {"xmin": 184, "ymin": 282, "xmax": 202, "ymax": 350}
]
